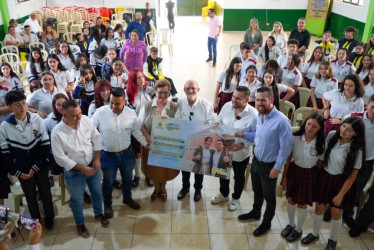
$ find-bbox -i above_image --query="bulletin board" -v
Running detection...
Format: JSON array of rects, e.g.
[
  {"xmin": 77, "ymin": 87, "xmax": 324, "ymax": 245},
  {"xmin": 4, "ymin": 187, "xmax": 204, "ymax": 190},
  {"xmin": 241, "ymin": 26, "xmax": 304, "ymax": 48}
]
[{"xmin": 305, "ymin": 0, "xmax": 332, "ymax": 36}]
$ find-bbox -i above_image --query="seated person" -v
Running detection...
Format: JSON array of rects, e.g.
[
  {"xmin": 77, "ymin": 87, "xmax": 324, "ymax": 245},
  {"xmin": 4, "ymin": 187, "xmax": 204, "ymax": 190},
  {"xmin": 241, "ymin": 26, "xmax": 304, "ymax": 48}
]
[
  {"xmin": 21, "ymin": 25, "xmax": 39, "ymax": 47},
  {"xmin": 315, "ymin": 31, "xmax": 336, "ymax": 61},
  {"xmin": 336, "ymin": 26, "xmax": 358, "ymax": 54}
]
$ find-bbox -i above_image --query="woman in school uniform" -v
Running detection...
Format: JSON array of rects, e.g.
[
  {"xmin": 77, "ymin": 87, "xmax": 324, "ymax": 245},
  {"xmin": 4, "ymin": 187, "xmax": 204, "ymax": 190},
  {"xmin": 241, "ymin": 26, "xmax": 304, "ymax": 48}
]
[
  {"xmin": 301, "ymin": 46, "xmax": 324, "ymax": 88},
  {"xmin": 356, "ymin": 54, "xmax": 373, "ymax": 81},
  {"xmin": 0, "ymin": 63, "xmax": 23, "ymax": 92},
  {"xmin": 330, "ymin": 48, "xmax": 356, "ymax": 87},
  {"xmin": 46, "ymin": 54, "xmax": 74, "ymax": 98},
  {"xmin": 72, "ymin": 64, "xmax": 97, "ymax": 115},
  {"xmin": 363, "ymin": 68, "xmax": 374, "ymax": 106},
  {"xmin": 281, "ymin": 113, "xmax": 325, "ymax": 242},
  {"xmin": 238, "ymin": 65, "xmax": 261, "ymax": 107},
  {"xmin": 322, "ymin": 74, "xmax": 364, "ymax": 136},
  {"xmin": 56, "ymin": 40, "xmax": 76, "ymax": 71},
  {"xmin": 308, "ymin": 62, "xmax": 339, "ymax": 112},
  {"xmin": 301, "ymin": 116, "xmax": 365, "ymax": 250},
  {"xmin": 280, "ymin": 54, "xmax": 302, "ymax": 108},
  {"xmin": 213, "ymin": 57, "xmax": 242, "ymax": 114}
]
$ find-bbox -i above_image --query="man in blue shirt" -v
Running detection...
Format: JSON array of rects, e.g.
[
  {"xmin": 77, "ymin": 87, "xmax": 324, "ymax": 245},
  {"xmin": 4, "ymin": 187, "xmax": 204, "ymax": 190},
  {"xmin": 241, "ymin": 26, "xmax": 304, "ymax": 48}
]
[
  {"xmin": 235, "ymin": 87, "xmax": 292, "ymax": 237},
  {"xmin": 125, "ymin": 12, "xmax": 146, "ymax": 41}
]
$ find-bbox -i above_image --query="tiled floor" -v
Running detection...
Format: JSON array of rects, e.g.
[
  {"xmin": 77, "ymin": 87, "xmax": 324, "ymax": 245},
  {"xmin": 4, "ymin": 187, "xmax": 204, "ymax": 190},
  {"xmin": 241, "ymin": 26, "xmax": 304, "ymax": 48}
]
[{"xmin": 5, "ymin": 16, "xmax": 374, "ymax": 250}]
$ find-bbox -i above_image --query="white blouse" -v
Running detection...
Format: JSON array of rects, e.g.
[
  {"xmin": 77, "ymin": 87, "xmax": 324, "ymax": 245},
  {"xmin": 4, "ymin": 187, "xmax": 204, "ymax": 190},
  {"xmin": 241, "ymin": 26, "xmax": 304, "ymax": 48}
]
[
  {"xmin": 323, "ymin": 89, "xmax": 364, "ymax": 118},
  {"xmin": 217, "ymin": 70, "xmax": 239, "ymax": 93}
]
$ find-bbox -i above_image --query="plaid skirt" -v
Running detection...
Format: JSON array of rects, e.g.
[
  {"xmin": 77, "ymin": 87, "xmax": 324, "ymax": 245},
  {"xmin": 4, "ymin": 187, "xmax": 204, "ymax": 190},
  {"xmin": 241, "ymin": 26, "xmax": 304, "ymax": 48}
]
[
  {"xmin": 0, "ymin": 176, "xmax": 11, "ymax": 199},
  {"xmin": 286, "ymin": 162, "xmax": 318, "ymax": 206},
  {"xmin": 307, "ymin": 97, "xmax": 323, "ymax": 109},
  {"xmin": 324, "ymin": 117, "xmax": 340, "ymax": 137},
  {"xmin": 304, "ymin": 77, "xmax": 312, "ymax": 89},
  {"xmin": 314, "ymin": 169, "xmax": 359, "ymax": 210},
  {"xmin": 280, "ymin": 91, "xmax": 300, "ymax": 109},
  {"xmin": 215, "ymin": 92, "xmax": 233, "ymax": 114},
  {"xmin": 131, "ymin": 135, "xmax": 141, "ymax": 154}
]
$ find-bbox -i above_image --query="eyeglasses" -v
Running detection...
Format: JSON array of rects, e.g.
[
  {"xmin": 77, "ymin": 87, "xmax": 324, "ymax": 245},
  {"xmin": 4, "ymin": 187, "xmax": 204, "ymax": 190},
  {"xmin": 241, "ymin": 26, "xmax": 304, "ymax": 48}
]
[{"xmin": 156, "ymin": 91, "xmax": 169, "ymax": 96}]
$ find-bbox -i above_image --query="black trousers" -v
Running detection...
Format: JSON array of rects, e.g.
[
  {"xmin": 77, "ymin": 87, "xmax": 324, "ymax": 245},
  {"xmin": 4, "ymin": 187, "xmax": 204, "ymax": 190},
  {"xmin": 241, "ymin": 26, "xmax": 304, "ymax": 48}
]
[
  {"xmin": 356, "ymin": 176, "xmax": 374, "ymax": 227},
  {"xmin": 19, "ymin": 167, "xmax": 54, "ymax": 220},
  {"xmin": 251, "ymin": 156, "xmax": 277, "ymax": 227},
  {"xmin": 182, "ymin": 171, "xmax": 203, "ymax": 191},
  {"xmin": 168, "ymin": 16, "xmax": 175, "ymax": 30},
  {"xmin": 219, "ymin": 157, "xmax": 250, "ymax": 200}
]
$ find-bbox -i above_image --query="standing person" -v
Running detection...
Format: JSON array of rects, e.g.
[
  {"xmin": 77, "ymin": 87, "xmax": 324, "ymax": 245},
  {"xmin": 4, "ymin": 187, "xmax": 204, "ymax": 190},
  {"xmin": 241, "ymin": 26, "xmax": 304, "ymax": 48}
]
[
  {"xmin": 120, "ymin": 29, "xmax": 148, "ymax": 71},
  {"xmin": 138, "ymin": 79, "xmax": 180, "ymax": 201},
  {"xmin": 365, "ymin": 33, "xmax": 374, "ymax": 55},
  {"xmin": 91, "ymin": 88, "xmax": 149, "ymax": 218},
  {"xmin": 268, "ymin": 21, "xmax": 288, "ymax": 52},
  {"xmin": 190, "ymin": 136, "xmax": 214, "ymax": 176},
  {"xmin": 166, "ymin": 0, "xmax": 175, "ymax": 31},
  {"xmin": 348, "ymin": 95, "xmax": 374, "ymax": 237},
  {"xmin": 87, "ymin": 27, "xmax": 102, "ymax": 55},
  {"xmin": 90, "ymin": 45, "xmax": 108, "ymax": 78},
  {"xmin": 213, "ymin": 57, "xmax": 242, "ymax": 114},
  {"xmin": 236, "ymin": 87, "xmax": 292, "ymax": 237},
  {"xmin": 280, "ymin": 114, "xmax": 325, "ymax": 242},
  {"xmin": 73, "ymin": 64, "xmax": 97, "ymax": 116},
  {"xmin": 88, "ymin": 80, "xmax": 112, "ymax": 118},
  {"xmin": 243, "ymin": 18, "xmax": 263, "ymax": 56},
  {"xmin": 51, "ymin": 100, "xmax": 109, "ymax": 238},
  {"xmin": 211, "ymin": 86, "xmax": 258, "ymax": 211},
  {"xmin": 177, "ymin": 79, "xmax": 215, "ymax": 202},
  {"xmin": 0, "ymin": 90, "xmax": 54, "ymax": 229},
  {"xmin": 289, "ymin": 17, "xmax": 311, "ymax": 56},
  {"xmin": 125, "ymin": 13, "xmax": 146, "ymax": 41},
  {"xmin": 301, "ymin": 117, "xmax": 364, "ymax": 250},
  {"xmin": 206, "ymin": 9, "xmax": 222, "ymax": 67},
  {"xmin": 143, "ymin": 10, "xmax": 155, "ymax": 34}
]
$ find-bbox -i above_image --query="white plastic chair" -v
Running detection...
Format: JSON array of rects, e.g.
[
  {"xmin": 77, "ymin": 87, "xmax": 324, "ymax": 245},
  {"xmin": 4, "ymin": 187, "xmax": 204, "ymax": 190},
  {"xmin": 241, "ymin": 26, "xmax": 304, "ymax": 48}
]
[
  {"xmin": 28, "ymin": 42, "xmax": 45, "ymax": 51},
  {"xmin": 1, "ymin": 45, "xmax": 19, "ymax": 55},
  {"xmin": 298, "ymin": 87, "xmax": 311, "ymax": 107},
  {"xmin": 280, "ymin": 101, "xmax": 295, "ymax": 120},
  {"xmin": 41, "ymin": 50, "xmax": 48, "ymax": 60},
  {"xmin": 157, "ymin": 28, "xmax": 173, "ymax": 57},
  {"xmin": 63, "ymin": 32, "xmax": 77, "ymax": 44},
  {"xmin": 13, "ymin": 62, "xmax": 27, "ymax": 78},
  {"xmin": 0, "ymin": 53, "xmax": 20, "ymax": 66}
]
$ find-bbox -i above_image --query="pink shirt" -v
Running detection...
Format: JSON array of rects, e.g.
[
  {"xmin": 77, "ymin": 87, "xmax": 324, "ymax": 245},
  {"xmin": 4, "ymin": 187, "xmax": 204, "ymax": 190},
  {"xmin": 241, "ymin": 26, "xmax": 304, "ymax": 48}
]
[{"xmin": 209, "ymin": 16, "xmax": 221, "ymax": 38}]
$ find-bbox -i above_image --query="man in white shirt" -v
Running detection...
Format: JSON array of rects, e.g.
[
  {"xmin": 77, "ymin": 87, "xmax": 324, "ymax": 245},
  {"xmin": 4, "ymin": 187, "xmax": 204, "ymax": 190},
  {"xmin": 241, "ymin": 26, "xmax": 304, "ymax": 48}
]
[
  {"xmin": 177, "ymin": 79, "xmax": 215, "ymax": 202},
  {"xmin": 91, "ymin": 88, "xmax": 149, "ymax": 218},
  {"xmin": 211, "ymin": 86, "xmax": 258, "ymax": 211},
  {"xmin": 23, "ymin": 12, "xmax": 41, "ymax": 36},
  {"xmin": 51, "ymin": 100, "xmax": 109, "ymax": 238},
  {"xmin": 21, "ymin": 25, "xmax": 39, "ymax": 46}
]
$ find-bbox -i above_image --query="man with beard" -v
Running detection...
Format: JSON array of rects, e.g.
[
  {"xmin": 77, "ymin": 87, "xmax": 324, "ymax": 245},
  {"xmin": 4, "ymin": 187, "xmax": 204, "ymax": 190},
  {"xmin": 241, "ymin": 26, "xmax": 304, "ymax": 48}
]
[
  {"xmin": 125, "ymin": 12, "xmax": 146, "ymax": 41},
  {"xmin": 236, "ymin": 87, "xmax": 292, "ymax": 237}
]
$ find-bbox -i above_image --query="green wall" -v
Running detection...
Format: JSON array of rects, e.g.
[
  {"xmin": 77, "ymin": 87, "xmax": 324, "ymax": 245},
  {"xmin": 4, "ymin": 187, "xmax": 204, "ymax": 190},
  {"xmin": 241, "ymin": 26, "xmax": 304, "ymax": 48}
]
[
  {"xmin": 177, "ymin": 0, "xmax": 208, "ymax": 16},
  {"xmin": 327, "ymin": 12, "xmax": 367, "ymax": 41},
  {"xmin": 223, "ymin": 9, "xmax": 306, "ymax": 32}
]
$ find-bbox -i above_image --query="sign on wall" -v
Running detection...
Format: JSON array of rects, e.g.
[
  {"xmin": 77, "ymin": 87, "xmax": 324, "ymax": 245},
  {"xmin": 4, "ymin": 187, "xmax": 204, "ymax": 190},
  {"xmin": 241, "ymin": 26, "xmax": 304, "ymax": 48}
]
[{"xmin": 305, "ymin": 0, "xmax": 332, "ymax": 36}]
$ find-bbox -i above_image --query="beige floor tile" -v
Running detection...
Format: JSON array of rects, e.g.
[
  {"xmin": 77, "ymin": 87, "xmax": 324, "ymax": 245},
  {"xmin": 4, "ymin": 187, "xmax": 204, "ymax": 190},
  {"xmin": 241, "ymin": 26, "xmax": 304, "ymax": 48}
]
[
  {"xmin": 288, "ymin": 233, "xmax": 327, "ymax": 250},
  {"xmin": 321, "ymin": 233, "xmax": 368, "ymax": 250},
  {"xmin": 44, "ymin": 216, "xmax": 65, "ymax": 235},
  {"xmin": 247, "ymin": 233, "xmax": 289, "ymax": 250},
  {"xmin": 91, "ymin": 234, "xmax": 133, "ymax": 250},
  {"xmin": 51, "ymin": 234, "xmax": 94, "ymax": 250},
  {"xmin": 360, "ymin": 234, "xmax": 374, "ymax": 249},
  {"xmin": 170, "ymin": 234, "xmax": 210, "ymax": 250},
  {"xmin": 171, "ymin": 209, "xmax": 208, "ymax": 233},
  {"xmin": 241, "ymin": 209, "xmax": 283, "ymax": 234},
  {"xmin": 209, "ymin": 233, "xmax": 250, "ymax": 250},
  {"xmin": 138, "ymin": 187, "xmax": 174, "ymax": 211},
  {"xmin": 58, "ymin": 211, "xmax": 99, "ymax": 235},
  {"xmin": 131, "ymin": 233, "xmax": 171, "ymax": 250},
  {"xmin": 207, "ymin": 209, "xmax": 246, "ymax": 234},
  {"xmin": 204, "ymin": 189, "xmax": 231, "ymax": 210},
  {"xmin": 134, "ymin": 211, "xmax": 172, "ymax": 233},
  {"xmin": 171, "ymin": 189, "xmax": 206, "ymax": 212},
  {"xmin": 96, "ymin": 210, "xmax": 136, "ymax": 234}
]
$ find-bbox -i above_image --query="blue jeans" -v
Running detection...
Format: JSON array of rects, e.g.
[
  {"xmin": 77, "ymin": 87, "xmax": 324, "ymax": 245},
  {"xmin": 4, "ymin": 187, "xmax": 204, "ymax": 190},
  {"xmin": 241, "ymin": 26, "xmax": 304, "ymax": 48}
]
[
  {"xmin": 64, "ymin": 168, "xmax": 103, "ymax": 225},
  {"xmin": 101, "ymin": 150, "xmax": 135, "ymax": 205},
  {"xmin": 208, "ymin": 37, "xmax": 217, "ymax": 63}
]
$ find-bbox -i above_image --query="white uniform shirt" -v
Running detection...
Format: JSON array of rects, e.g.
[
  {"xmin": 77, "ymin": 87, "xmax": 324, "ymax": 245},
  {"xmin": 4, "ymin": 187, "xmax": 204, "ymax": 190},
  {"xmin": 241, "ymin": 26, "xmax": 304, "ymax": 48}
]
[
  {"xmin": 268, "ymin": 32, "xmax": 288, "ymax": 52},
  {"xmin": 70, "ymin": 69, "xmax": 80, "ymax": 82},
  {"xmin": 217, "ymin": 70, "xmax": 239, "ymax": 93},
  {"xmin": 277, "ymin": 53, "xmax": 303, "ymax": 71},
  {"xmin": 364, "ymin": 83, "xmax": 374, "ymax": 105},
  {"xmin": 302, "ymin": 61, "xmax": 321, "ymax": 80},
  {"xmin": 26, "ymin": 63, "xmax": 42, "ymax": 79},
  {"xmin": 360, "ymin": 111, "xmax": 374, "ymax": 161},
  {"xmin": 239, "ymin": 79, "xmax": 262, "ymax": 102},
  {"xmin": 179, "ymin": 97, "xmax": 215, "ymax": 123},
  {"xmin": 292, "ymin": 135, "xmax": 323, "ymax": 169},
  {"xmin": 240, "ymin": 57, "xmax": 257, "ymax": 80},
  {"xmin": 57, "ymin": 54, "xmax": 75, "ymax": 71},
  {"xmin": 109, "ymin": 73, "xmax": 128, "ymax": 88},
  {"xmin": 325, "ymin": 131, "xmax": 362, "ymax": 175},
  {"xmin": 310, "ymin": 76, "xmax": 339, "ymax": 99},
  {"xmin": 2, "ymin": 76, "xmax": 23, "ymax": 92},
  {"xmin": 218, "ymin": 102, "xmax": 258, "ymax": 161},
  {"xmin": 358, "ymin": 70, "xmax": 369, "ymax": 80},
  {"xmin": 51, "ymin": 70, "xmax": 74, "ymax": 90},
  {"xmin": 91, "ymin": 105, "xmax": 147, "ymax": 152},
  {"xmin": 212, "ymin": 151, "xmax": 222, "ymax": 167},
  {"xmin": 100, "ymin": 37, "xmax": 119, "ymax": 50},
  {"xmin": 281, "ymin": 67, "xmax": 302, "ymax": 88},
  {"xmin": 51, "ymin": 115, "xmax": 102, "ymax": 171},
  {"xmin": 27, "ymin": 87, "xmax": 68, "ymax": 115},
  {"xmin": 323, "ymin": 89, "xmax": 364, "ymax": 118},
  {"xmin": 330, "ymin": 60, "xmax": 356, "ymax": 83}
]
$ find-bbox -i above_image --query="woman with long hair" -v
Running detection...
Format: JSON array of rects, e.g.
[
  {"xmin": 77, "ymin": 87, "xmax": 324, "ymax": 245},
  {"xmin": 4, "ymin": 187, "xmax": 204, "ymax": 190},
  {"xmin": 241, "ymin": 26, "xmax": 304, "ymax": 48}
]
[
  {"xmin": 238, "ymin": 65, "xmax": 261, "ymax": 107},
  {"xmin": 281, "ymin": 113, "xmax": 325, "ymax": 242},
  {"xmin": 101, "ymin": 27, "xmax": 119, "ymax": 51},
  {"xmin": 56, "ymin": 40, "xmax": 76, "ymax": 71},
  {"xmin": 258, "ymin": 36, "xmax": 281, "ymax": 65},
  {"xmin": 87, "ymin": 26, "xmax": 102, "ymax": 55},
  {"xmin": 88, "ymin": 79, "xmax": 112, "ymax": 118},
  {"xmin": 105, "ymin": 58, "xmax": 127, "ymax": 88},
  {"xmin": 213, "ymin": 57, "xmax": 242, "ymax": 114},
  {"xmin": 26, "ymin": 47, "xmax": 46, "ymax": 84},
  {"xmin": 302, "ymin": 46, "xmax": 324, "ymax": 88},
  {"xmin": 364, "ymin": 33, "xmax": 374, "ymax": 55},
  {"xmin": 356, "ymin": 54, "xmax": 373, "ymax": 80},
  {"xmin": 281, "ymin": 54, "xmax": 302, "ymax": 108},
  {"xmin": 0, "ymin": 62, "xmax": 23, "ymax": 92},
  {"xmin": 257, "ymin": 59, "xmax": 282, "ymax": 82},
  {"xmin": 72, "ymin": 64, "xmax": 97, "ymax": 115},
  {"xmin": 113, "ymin": 24, "xmax": 124, "ymax": 41},
  {"xmin": 46, "ymin": 54, "xmax": 74, "ymax": 96},
  {"xmin": 243, "ymin": 18, "xmax": 263, "ymax": 55},
  {"xmin": 302, "ymin": 116, "xmax": 365, "ymax": 250},
  {"xmin": 363, "ymin": 68, "xmax": 374, "ymax": 105},
  {"xmin": 331, "ymin": 48, "xmax": 356, "ymax": 86},
  {"xmin": 90, "ymin": 45, "xmax": 108, "ymax": 78},
  {"xmin": 71, "ymin": 53, "xmax": 88, "ymax": 82},
  {"xmin": 42, "ymin": 24, "xmax": 57, "ymax": 51},
  {"xmin": 268, "ymin": 21, "xmax": 288, "ymax": 52}
]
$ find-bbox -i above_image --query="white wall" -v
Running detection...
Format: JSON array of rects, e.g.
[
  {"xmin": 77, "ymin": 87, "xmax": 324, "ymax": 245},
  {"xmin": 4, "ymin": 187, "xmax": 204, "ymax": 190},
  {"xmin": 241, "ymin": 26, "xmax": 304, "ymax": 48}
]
[
  {"xmin": 8, "ymin": 0, "xmax": 45, "ymax": 19},
  {"xmin": 223, "ymin": 0, "xmax": 308, "ymax": 9},
  {"xmin": 46, "ymin": 0, "xmax": 156, "ymax": 9},
  {"xmin": 331, "ymin": 0, "xmax": 368, "ymax": 23}
]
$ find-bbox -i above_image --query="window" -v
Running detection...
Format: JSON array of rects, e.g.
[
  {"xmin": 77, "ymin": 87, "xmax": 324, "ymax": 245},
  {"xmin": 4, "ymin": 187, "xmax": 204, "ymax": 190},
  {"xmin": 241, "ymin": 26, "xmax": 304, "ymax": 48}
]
[{"xmin": 336, "ymin": 0, "xmax": 364, "ymax": 6}]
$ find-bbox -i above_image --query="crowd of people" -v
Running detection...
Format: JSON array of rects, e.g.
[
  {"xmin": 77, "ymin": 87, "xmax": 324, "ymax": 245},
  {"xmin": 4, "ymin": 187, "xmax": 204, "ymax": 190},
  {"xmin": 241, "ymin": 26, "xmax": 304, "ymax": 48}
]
[{"xmin": 0, "ymin": 5, "xmax": 374, "ymax": 250}]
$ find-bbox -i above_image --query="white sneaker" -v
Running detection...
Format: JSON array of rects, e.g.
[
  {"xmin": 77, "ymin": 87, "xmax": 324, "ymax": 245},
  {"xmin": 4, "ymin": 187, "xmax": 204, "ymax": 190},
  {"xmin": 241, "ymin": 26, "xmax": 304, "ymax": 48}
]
[
  {"xmin": 228, "ymin": 199, "xmax": 240, "ymax": 211},
  {"xmin": 211, "ymin": 193, "xmax": 229, "ymax": 204}
]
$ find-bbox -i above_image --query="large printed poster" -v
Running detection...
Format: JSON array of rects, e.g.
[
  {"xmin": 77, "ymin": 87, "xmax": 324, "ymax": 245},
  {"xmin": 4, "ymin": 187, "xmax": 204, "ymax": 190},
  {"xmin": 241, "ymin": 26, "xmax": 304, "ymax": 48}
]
[{"xmin": 148, "ymin": 117, "xmax": 235, "ymax": 179}]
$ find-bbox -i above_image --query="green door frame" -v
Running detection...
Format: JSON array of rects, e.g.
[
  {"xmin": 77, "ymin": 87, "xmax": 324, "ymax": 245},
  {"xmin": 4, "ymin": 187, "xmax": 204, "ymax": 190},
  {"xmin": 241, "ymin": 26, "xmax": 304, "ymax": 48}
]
[
  {"xmin": 362, "ymin": 0, "xmax": 374, "ymax": 42},
  {"xmin": 0, "ymin": 0, "xmax": 11, "ymax": 35}
]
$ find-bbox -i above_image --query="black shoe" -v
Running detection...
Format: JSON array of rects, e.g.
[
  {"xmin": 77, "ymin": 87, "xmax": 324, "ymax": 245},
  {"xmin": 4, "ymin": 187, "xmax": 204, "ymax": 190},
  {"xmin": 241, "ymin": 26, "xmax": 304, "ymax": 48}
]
[
  {"xmin": 286, "ymin": 229, "xmax": 302, "ymax": 242},
  {"xmin": 45, "ymin": 218, "xmax": 54, "ymax": 230},
  {"xmin": 343, "ymin": 216, "xmax": 355, "ymax": 229},
  {"xmin": 132, "ymin": 176, "xmax": 140, "ymax": 188},
  {"xmin": 194, "ymin": 190, "xmax": 202, "ymax": 202},
  {"xmin": 325, "ymin": 239, "xmax": 337, "ymax": 250},
  {"xmin": 301, "ymin": 233, "xmax": 319, "ymax": 245},
  {"xmin": 280, "ymin": 224, "xmax": 294, "ymax": 238},
  {"xmin": 146, "ymin": 178, "xmax": 154, "ymax": 187},
  {"xmin": 177, "ymin": 189, "xmax": 189, "ymax": 200},
  {"xmin": 76, "ymin": 224, "xmax": 90, "ymax": 238},
  {"xmin": 123, "ymin": 198, "xmax": 141, "ymax": 210},
  {"xmin": 253, "ymin": 223, "xmax": 271, "ymax": 237},
  {"xmin": 104, "ymin": 204, "xmax": 113, "ymax": 219},
  {"xmin": 84, "ymin": 191, "xmax": 91, "ymax": 204},
  {"xmin": 95, "ymin": 213, "xmax": 110, "ymax": 227},
  {"xmin": 349, "ymin": 224, "xmax": 368, "ymax": 237},
  {"xmin": 323, "ymin": 207, "xmax": 331, "ymax": 222},
  {"xmin": 212, "ymin": 62, "xmax": 216, "ymax": 67},
  {"xmin": 49, "ymin": 176, "xmax": 55, "ymax": 187},
  {"xmin": 113, "ymin": 179, "xmax": 122, "ymax": 189},
  {"xmin": 205, "ymin": 58, "xmax": 212, "ymax": 62},
  {"xmin": 238, "ymin": 210, "xmax": 261, "ymax": 221}
]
